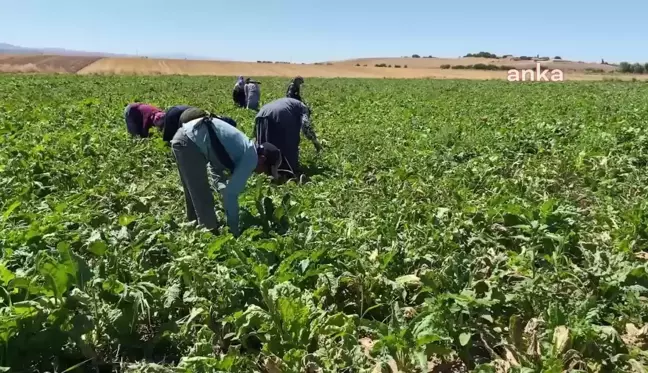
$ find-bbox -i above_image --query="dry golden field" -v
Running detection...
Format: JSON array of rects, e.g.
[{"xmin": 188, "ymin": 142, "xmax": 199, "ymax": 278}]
[{"xmin": 0, "ymin": 54, "xmax": 644, "ymax": 81}]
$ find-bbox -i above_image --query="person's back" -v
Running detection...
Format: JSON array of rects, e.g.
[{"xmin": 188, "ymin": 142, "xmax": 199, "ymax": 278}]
[
  {"xmin": 245, "ymin": 82, "xmax": 260, "ymax": 110},
  {"xmin": 256, "ymin": 97, "xmax": 305, "ymax": 128},
  {"xmin": 254, "ymin": 98, "xmax": 312, "ymax": 175},
  {"xmin": 285, "ymin": 76, "xmax": 304, "ymax": 101}
]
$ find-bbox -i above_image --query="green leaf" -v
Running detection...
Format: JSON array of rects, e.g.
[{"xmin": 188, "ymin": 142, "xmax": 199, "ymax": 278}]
[
  {"xmin": 396, "ymin": 274, "xmax": 421, "ymax": 285},
  {"xmin": 118, "ymin": 214, "xmax": 136, "ymax": 226},
  {"xmin": 480, "ymin": 314, "xmax": 494, "ymax": 323},
  {"xmin": 2, "ymin": 201, "xmax": 20, "ymax": 220},
  {"xmin": 459, "ymin": 332, "xmax": 471, "ymax": 346},
  {"xmin": 88, "ymin": 240, "xmax": 107, "ymax": 256},
  {"xmin": 86, "ymin": 231, "xmax": 107, "ymax": 256},
  {"xmin": 0, "ymin": 264, "xmax": 15, "ymax": 286}
]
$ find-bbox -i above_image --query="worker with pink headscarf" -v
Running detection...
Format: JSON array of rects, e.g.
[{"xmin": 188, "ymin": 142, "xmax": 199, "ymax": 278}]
[{"xmin": 123, "ymin": 102, "xmax": 165, "ymax": 138}]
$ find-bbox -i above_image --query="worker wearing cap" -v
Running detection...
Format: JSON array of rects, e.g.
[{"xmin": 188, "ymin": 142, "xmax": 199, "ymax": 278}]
[
  {"xmin": 170, "ymin": 108, "xmax": 281, "ymax": 236},
  {"xmin": 253, "ymin": 97, "xmax": 322, "ymax": 179}
]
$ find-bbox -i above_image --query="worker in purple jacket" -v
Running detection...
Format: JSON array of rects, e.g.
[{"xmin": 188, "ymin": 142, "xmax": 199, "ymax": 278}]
[{"xmin": 124, "ymin": 103, "xmax": 166, "ymax": 138}]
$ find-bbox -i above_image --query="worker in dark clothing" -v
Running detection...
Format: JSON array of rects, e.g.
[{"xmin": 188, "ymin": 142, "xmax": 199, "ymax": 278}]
[
  {"xmin": 163, "ymin": 105, "xmax": 238, "ymax": 143},
  {"xmin": 253, "ymin": 97, "xmax": 322, "ymax": 179},
  {"xmin": 285, "ymin": 76, "xmax": 304, "ymax": 102},
  {"xmin": 162, "ymin": 105, "xmax": 192, "ymax": 143},
  {"xmin": 232, "ymin": 76, "xmax": 246, "ymax": 107}
]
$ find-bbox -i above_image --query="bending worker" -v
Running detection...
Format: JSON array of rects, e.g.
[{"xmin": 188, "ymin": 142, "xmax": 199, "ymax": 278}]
[
  {"xmin": 123, "ymin": 102, "xmax": 165, "ymax": 137},
  {"xmin": 232, "ymin": 76, "xmax": 246, "ymax": 107},
  {"xmin": 244, "ymin": 78, "xmax": 261, "ymax": 110},
  {"xmin": 170, "ymin": 108, "xmax": 281, "ymax": 236},
  {"xmin": 253, "ymin": 97, "xmax": 322, "ymax": 179},
  {"xmin": 286, "ymin": 76, "xmax": 304, "ymax": 102}
]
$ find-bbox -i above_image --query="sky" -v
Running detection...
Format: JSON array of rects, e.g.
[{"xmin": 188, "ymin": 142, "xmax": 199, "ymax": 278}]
[{"xmin": 1, "ymin": 0, "xmax": 647, "ymax": 64}]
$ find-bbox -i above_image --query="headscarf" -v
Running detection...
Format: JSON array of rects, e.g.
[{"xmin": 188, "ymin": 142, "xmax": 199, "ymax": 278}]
[
  {"xmin": 152, "ymin": 111, "xmax": 166, "ymax": 127},
  {"xmin": 235, "ymin": 76, "xmax": 245, "ymax": 88}
]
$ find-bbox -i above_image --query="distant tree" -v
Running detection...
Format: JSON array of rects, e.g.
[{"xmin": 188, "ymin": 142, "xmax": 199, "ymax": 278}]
[
  {"xmin": 395, "ymin": 65, "xmax": 402, "ymax": 68},
  {"xmin": 440, "ymin": 64, "xmax": 451, "ymax": 69},
  {"xmin": 644, "ymin": 63, "xmax": 648, "ymax": 72},
  {"xmin": 388, "ymin": 65, "xmax": 392, "ymax": 67},
  {"xmin": 554, "ymin": 56, "xmax": 562, "ymax": 60},
  {"xmin": 632, "ymin": 63, "xmax": 645, "ymax": 74},
  {"xmin": 404, "ymin": 65, "xmax": 408, "ymax": 68},
  {"xmin": 464, "ymin": 51, "xmax": 498, "ymax": 59},
  {"xmin": 618, "ymin": 62, "xmax": 632, "ymax": 73},
  {"xmin": 355, "ymin": 63, "xmax": 360, "ymax": 66},
  {"xmin": 412, "ymin": 54, "xmax": 420, "ymax": 58}
]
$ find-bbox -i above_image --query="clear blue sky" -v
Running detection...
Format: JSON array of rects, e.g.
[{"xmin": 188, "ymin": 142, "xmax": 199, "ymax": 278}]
[{"xmin": 1, "ymin": 0, "xmax": 647, "ymax": 63}]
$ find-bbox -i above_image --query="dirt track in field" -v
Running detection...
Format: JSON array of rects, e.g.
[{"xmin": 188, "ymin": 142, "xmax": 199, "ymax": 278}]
[{"xmin": 1, "ymin": 54, "xmax": 645, "ymax": 81}]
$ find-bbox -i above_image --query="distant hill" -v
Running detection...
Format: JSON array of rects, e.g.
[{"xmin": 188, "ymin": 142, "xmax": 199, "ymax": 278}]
[
  {"xmin": 0, "ymin": 42, "xmax": 213, "ymax": 60},
  {"xmin": 0, "ymin": 42, "xmax": 124, "ymax": 57}
]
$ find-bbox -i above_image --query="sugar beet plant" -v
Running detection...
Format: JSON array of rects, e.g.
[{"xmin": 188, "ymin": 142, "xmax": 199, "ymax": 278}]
[{"xmin": 1, "ymin": 75, "xmax": 648, "ymax": 372}]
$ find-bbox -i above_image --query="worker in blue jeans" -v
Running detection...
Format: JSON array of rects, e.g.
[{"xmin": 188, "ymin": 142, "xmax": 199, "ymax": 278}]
[{"xmin": 170, "ymin": 108, "xmax": 281, "ymax": 236}]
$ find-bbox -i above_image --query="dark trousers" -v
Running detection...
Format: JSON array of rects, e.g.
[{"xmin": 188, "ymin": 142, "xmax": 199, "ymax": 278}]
[
  {"xmin": 233, "ymin": 87, "xmax": 246, "ymax": 107},
  {"xmin": 254, "ymin": 117, "xmax": 301, "ymax": 177}
]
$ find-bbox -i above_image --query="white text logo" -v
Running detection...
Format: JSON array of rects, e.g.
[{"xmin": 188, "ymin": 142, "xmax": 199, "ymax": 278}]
[{"xmin": 507, "ymin": 63, "xmax": 564, "ymax": 82}]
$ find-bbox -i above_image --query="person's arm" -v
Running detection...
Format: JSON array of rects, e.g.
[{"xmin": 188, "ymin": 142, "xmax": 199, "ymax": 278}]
[
  {"xmin": 222, "ymin": 144, "xmax": 257, "ymax": 236},
  {"xmin": 300, "ymin": 111, "xmax": 322, "ymax": 152}
]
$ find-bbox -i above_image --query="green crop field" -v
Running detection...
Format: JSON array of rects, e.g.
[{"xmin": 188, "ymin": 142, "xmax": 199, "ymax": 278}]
[{"xmin": 1, "ymin": 75, "xmax": 648, "ymax": 373}]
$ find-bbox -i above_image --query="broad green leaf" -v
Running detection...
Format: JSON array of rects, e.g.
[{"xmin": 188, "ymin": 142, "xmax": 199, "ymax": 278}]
[
  {"xmin": 2, "ymin": 201, "xmax": 20, "ymax": 220},
  {"xmin": 396, "ymin": 275, "xmax": 421, "ymax": 285},
  {"xmin": 459, "ymin": 332, "xmax": 471, "ymax": 346}
]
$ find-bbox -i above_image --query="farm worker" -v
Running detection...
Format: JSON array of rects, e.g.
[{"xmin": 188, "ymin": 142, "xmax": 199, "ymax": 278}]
[
  {"xmin": 253, "ymin": 97, "xmax": 322, "ymax": 179},
  {"xmin": 170, "ymin": 108, "xmax": 282, "ymax": 236},
  {"xmin": 162, "ymin": 105, "xmax": 191, "ymax": 143},
  {"xmin": 162, "ymin": 105, "xmax": 238, "ymax": 143},
  {"xmin": 232, "ymin": 76, "xmax": 246, "ymax": 107},
  {"xmin": 123, "ymin": 103, "xmax": 165, "ymax": 138},
  {"xmin": 286, "ymin": 76, "xmax": 304, "ymax": 102},
  {"xmin": 244, "ymin": 78, "xmax": 261, "ymax": 111}
]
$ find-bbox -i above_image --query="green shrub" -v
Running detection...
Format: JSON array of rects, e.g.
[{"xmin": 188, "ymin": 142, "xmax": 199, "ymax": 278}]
[
  {"xmin": 440, "ymin": 64, "xmax": 451, "ymax": 69},
  {"xmin": 618, "ymin": 62, "xmax": 632, "ymax": 73},
  {"xmin": 632, "ymin": 63, "xmax": 645, "ymax": 74},
  {"xmin": 465, "ymin": 52, "xmax": 498, "ymax": 59},
  {"xmin": 554, "ymin": 56, "xmax": 562, "ymax": 60},
  {"xmin": 412, "ymin": 54, "xmax": 420, "ymax": 58},
  {"xmin": 394, "ymin": 65, "xmax": 401, "ymax": 68}
]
